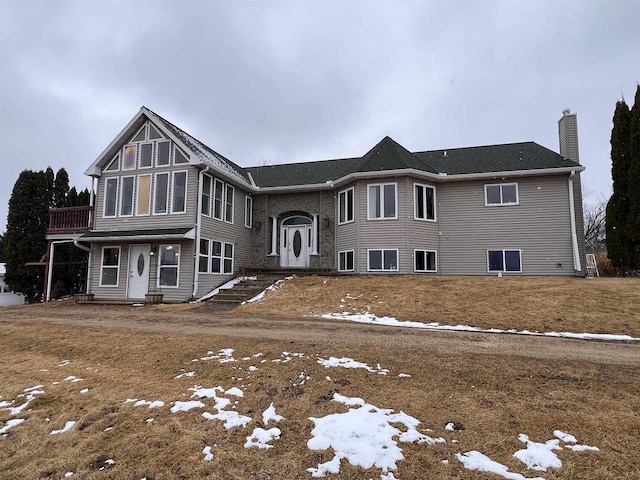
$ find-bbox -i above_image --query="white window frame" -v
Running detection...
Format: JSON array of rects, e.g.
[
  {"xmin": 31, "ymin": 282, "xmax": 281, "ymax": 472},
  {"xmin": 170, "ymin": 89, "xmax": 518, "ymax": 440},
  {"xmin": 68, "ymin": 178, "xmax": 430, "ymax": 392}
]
[
  {"xmin": 119, "ymin": 175, "xmax": 135, "ymax": 217},
  {"xmin": 413, "ymin": 183, "xmax": 436, "ymax": 222},
  {"xmin": 104, "ymin": 152, "xmax": 120, "ymax": 172},
  {"xmin": 338, "ymin": 187, "xmax": 355, "ymax": 225},
  {"xmin": 170, "ymin": 170, "xmax": 188, "ymax": 214},
  {"xmin": 223, "ymin": 242, "xmax": 234, "ymax": 274},
  {"xmin": 224, "ymin": 184, "xmax": 234, "ymax": 224},
  {"xmin": 367, "ymin": 249, "xmax": 399, "ymax": 272},
  {"xmin": 198, "ymin": 238, "xmax": 210, "ymax": 274},
  {"xmin": 131, "ymin": 124, "xmax": 147, "ymax": 142},
  {"xmin": 213, "ymin": 178, "xmax": 224, "ymax": 220},
  {"xmin": 156, "ymin": 140, "xmax": 171, "ymax": 167},
  {"xmin": 103, "ymin": 177, "xmax": 119, "ymax": 218},
  {"xmin": 245, "ymin": 196, "xmax": 253, "ymax": 228},
  {"xmin": 414, "ymin": 249, "xmax": 437, "ymax": 273},
  {"xmin": 122, "ymin": 144, "xmax": 137, "ymax": 170},
  {"xmin": 487, "ymin": 249, "xmax": 523, "ymax": 273},
  {"xmin": 153, "ymin": 172, "xmax": 169, "ymax": 215},
  {"xmin": 158, "ymin": 244, "xmax": 180, "ymax": 288},
  {"xmin": 174, "ymin": 145, "xmax": 189, "ymax": 165},
  {"xmin": 99, "ymin": 246, "xmax": 121, "ymax": 287},
  {"xmin": 367, "ymin": 183, "xmax": 397, "ymax": 220},
  {"xmin": 139, "ymin": 142, "xmax": 154, "ymax": 169},
  {"xmin": 201, "ymin": 174, "xmax": 212, "ymax": 217},
  {"xmin": 338, "ymin": 250, "xmax": 355, "ymax": 272},
  {"xmin": 484, "ymin": 183, "xmax": 519, "ymax": 206},
  {"xmin": 136, "ymin": 174, "xmax": 152, "ymax": 216}
]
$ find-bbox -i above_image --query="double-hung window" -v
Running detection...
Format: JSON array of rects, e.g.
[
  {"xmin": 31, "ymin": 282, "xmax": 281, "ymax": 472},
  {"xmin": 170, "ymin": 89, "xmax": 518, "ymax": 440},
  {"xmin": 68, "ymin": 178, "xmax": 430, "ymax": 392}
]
[
  {"xmin": 172, "ymin": 171, "xmax": 187, "ymax": 214},
  {"xmin": 487, "ymin": 249, "xmax": 522, "ymax": 272},
  {"xmin": 201, "ymin": 174, "xmax": 212, "ymax": 216},
  {"xmin": 245, "ymin": 196, "xmax": 253, "ymax": 228},
  {"xmin": 100, "ymin": 247, "xmax": 120, "ymax": 286},
  {"xmin": 159, "ymin": 244, "xmax": 180, "ymax": 287},
  {"xmin": 154, "ymin": 173, "xmax": 169, "ymax": 214},
  {"xmin": 198, "ymin": 239, "xmax": 210, "ymax": 273},
  {"xmin": 223, "ymin": 243, "xmax": 234, "ymax": 274},
  {"xmin": 485, "ymin": 183, "xmax": 518, "ymax": 206},
  {"xmin": 157, "ymin": 141, "xmax": 170, "ymax": 166},
  {"xmin": 225, "ymin": 185, "xmax": 234, "ymax": 223},
  {"xmin": 414, "ymin": 250, "xmax": 437, "ymax": 272},
  {"xmin": 368, "ymin": 249, "xmax": 398, "ymax": 272},
  {"xmin": 103, "ymin": 178, "xmax": 118, "ymax": 217},
  {"xmin": 140, "ymin": 143, "xmax": 153, "ymax": 168},
  {"xmin": 208, "ymin": 240, "xmax": 234, "ymax": 274},
  {"xmin": 120, "ymin": 176, "xmax": 135, "ymax": 216},
  {"xmin": 338, "ymin": 250, "xmax": 354, "ymax": 272},
  {"xmin": 213, "ymin": 179, "xmax": 224, "ymax": 220},
  {"xmin": 414, "ymin": 184, "xmax": 436, "ymax": 221},
  {"xmin": 368, "ymin": 183, "xmax": 397, "ymax": 219},
  {"xmin": 338, "ymin": 188, "xmax": 354, "ymax": 224}
]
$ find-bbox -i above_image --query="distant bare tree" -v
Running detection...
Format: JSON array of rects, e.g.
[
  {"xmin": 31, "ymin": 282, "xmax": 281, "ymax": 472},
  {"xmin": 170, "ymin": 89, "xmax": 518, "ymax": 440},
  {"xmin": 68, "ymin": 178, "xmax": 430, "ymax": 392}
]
[{"xmin": 584, "ymin": 198, "xmax": 607, "ymax": 253}]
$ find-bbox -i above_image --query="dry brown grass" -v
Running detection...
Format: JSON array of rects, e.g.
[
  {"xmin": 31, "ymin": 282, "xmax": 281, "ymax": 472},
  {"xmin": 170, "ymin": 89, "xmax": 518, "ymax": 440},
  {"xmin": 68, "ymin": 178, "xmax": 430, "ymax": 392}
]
[
  {"xmin": 1, "ymin": 315, "xmax": 639, "ymax": 479},
  {"xmin": 1, "ymin": 276, "xmax": 639, "ymax": 479},
  {"xmin": 236, "ymin": 276, "xmax": 640, "ymax": 337}
]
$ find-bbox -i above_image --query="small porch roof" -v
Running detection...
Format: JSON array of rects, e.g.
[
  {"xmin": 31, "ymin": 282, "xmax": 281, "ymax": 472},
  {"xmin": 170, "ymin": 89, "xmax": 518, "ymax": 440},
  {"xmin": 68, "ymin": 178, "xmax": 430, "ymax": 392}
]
[{"xmin": 80, "ymin": 227, "xmax": 195, "ymax": 242}]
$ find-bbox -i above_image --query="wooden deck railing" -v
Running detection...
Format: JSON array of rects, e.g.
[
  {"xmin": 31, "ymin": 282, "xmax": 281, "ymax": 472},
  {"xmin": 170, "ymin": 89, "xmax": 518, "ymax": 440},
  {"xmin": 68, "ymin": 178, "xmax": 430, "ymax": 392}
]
[{"xmin": 48, "ymin": 206, "xmax": 94, "ymax": 234}]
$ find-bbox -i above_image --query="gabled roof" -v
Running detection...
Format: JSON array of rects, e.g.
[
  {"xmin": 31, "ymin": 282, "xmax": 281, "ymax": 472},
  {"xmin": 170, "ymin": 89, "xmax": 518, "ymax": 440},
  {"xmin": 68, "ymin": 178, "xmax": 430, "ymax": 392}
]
[
  {"xmin": 144, "ymin": 108, "xmax": 250, "ymax": 184},
  {"xmin": 355, "ymin": 136, "xmax": 438, "ymax": 174}
]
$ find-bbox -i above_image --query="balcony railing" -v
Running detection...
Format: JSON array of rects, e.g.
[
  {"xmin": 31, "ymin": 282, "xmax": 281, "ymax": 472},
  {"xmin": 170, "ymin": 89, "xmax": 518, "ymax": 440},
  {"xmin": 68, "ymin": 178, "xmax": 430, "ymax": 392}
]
[{"xmin": 48, "ymin": 206, "xmax": 94, "ymax": 235}]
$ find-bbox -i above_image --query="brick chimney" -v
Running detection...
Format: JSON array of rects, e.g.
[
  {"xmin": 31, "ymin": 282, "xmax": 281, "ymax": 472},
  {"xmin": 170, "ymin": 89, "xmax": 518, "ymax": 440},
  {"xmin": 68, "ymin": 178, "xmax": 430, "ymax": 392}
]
[{"xmin": 558, "ymin": 108, "xmax": 580, "ymax": 163}]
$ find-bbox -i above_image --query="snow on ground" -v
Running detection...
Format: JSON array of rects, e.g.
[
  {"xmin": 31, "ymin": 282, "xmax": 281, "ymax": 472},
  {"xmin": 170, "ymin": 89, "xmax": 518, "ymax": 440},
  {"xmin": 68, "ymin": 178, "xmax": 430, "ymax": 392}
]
[
  {"xmin": 320, "ymin": 312, "xmax": 640, "ymax": 342},
  {"xmin": 2, "ymin": 352, "xmax": 601, "ymax": 479},
  {"xmin": 243, "ymin": 276, "xmax": 295, "ymax": 303},
  {"xmin": 192, "ymin": 277, "xmax": 257, "ymax": 303}
]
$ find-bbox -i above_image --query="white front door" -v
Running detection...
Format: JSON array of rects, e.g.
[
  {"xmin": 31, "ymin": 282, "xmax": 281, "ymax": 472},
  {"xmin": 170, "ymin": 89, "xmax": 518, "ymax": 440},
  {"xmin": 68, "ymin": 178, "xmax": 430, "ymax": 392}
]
[
  {"xmin": 127, "ymin": 244, "xmax": 150, "ymax": 299},
  {"xmin": 281, "ymin": 225, "xmax": 310, "ymax": 268}
]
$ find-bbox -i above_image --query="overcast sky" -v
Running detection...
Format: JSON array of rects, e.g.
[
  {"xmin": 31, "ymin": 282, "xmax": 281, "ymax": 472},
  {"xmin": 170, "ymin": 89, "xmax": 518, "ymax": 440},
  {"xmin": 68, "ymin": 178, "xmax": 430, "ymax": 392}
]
[{"xmin": 1, "ymin": 0, "xmax": 638, "ymax": 232}]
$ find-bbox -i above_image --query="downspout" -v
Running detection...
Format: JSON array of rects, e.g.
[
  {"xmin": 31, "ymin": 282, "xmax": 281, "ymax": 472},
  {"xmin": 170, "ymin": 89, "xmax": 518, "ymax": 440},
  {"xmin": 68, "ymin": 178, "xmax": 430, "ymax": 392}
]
[
  {"xmin": 568, "ymin": 171, "xmax": 582, "ymax": 272},
  {"xmin": 193, "ymin": 166, "xmax": 210, "ymax": 297}
]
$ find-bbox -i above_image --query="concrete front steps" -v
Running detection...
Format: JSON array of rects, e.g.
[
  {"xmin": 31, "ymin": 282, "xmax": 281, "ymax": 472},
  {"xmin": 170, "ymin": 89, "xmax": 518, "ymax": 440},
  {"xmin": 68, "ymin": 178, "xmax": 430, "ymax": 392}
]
[{"xmin": 203, "ymin": 269, "xmax": 334, "ymax": 309}]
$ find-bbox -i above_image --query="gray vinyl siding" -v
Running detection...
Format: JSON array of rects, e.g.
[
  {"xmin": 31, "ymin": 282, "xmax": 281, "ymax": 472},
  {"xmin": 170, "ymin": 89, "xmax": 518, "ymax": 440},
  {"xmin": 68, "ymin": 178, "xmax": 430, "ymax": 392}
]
[
  {"xmin": 335, "ymin": 182, "xmax": 359, "ymax": 272},
  {"xmin": 94, "ymin": 165, "xmax": 198, "ymax": 231},
  {"xmin": 437, "ymin": 174, "xmax": 577, "ymax": 275},
  {"xmin": 407, "ymin": 178, "xmax": 440, "ymax": 273},
  {"xmin": 356, "ymin": 177, "xmax": 408, "ymax": 273},
  {"xmin": 195, "ymin": 186, "xmax": 253, "ymax": 297},
  {"xmin": 88, "ymin": 240, "xmax": 194, "ymax": 302}
]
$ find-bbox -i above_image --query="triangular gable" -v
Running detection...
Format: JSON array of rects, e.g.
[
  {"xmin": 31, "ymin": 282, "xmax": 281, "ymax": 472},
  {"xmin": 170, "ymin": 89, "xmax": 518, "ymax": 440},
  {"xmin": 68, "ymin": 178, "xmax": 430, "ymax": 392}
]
[
  {"xmin": 355, "ymin": 136, "xmax": 438, "ymax": 174},
  {"xmin": 84, "ymin": 107, "xmax": 251, "ymax": 186}
]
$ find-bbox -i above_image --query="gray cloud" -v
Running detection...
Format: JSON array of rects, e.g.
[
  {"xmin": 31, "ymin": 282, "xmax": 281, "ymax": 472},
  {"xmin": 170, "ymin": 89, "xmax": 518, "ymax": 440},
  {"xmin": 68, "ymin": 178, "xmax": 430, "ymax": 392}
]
[{"xmin": 1, "ymin": 0, "xmax": 639, "ymax": 231}]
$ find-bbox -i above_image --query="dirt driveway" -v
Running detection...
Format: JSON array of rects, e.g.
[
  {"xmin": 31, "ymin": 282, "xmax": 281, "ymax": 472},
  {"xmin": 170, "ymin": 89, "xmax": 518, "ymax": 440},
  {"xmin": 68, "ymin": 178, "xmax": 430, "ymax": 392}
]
[{"xmin": 2, "ymin": 302, "xmax": 638, "ymax": 366}]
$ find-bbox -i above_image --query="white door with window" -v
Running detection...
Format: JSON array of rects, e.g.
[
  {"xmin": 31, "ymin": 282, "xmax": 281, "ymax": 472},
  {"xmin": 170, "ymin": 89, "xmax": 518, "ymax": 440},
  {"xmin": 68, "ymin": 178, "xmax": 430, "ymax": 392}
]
[
  {"xmin": 127, "ymin": 244, "xmax": 150, "ymax": 298},
  {"xmin": 280, "ymin": 216, "xmax": 312, "ymax": 268}
]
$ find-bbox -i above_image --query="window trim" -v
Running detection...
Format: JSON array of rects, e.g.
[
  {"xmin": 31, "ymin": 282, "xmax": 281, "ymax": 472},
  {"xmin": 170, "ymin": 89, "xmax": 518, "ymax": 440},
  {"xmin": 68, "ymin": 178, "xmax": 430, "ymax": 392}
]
[
  {"xmin": 413, "ymin": 183, "xmax": 437, "ymax": 222},
  {"xmin": 138, "ymin": 142, "xmax": 154, "ymax": 169},
  {"xmin": 104, "ymin": 152, "xmax": 120, "ymax": 172},
  {"xmin": 153, "ymin": 172, "xmax": 170, "ymax": 215},
  {"xmin": 338, "ymin": 187, "xmax": 355, "ymax": 225},
  {"xmin": 213, "ymin": 178, "xmax": 224, "ymax": 220},
  {"xmin": 338, "ymin": 250, "xmax": 355, "ymax": 272},
  {"xmin": 201, "ymin": 173, "xmax": 212, "ymax": 217},
  {"xmin": 170, "ymin": 170, "xmax": 188, "ymax": 214},
  {"xmin": 157, "ymin": 244, "xmax": 180, "ymax": 288},
  {"xmin": 173, "ymin": 145, "xmax": 189, "ymax": 165},
  {"xmin": 122, "ymin": 144, "xmax": 137, "ymax": 170},
  {"xmin": 223, "ymin": 242, "xmax": 234, "ymax": 274},
  {"xmin": 103, "ymin": 177, "xmax": 119, "ymax": 218},
  {"xmin": 367, "ymin": 182, "xmax": 398, "ymax": 220},
  {"xmin": 245, "ymin": 195, "xmax": 253, "ymax": 228},
  {"xmin": 136, "ymin": 174, "xmax": 152, "ymax": 216},
  {"xmin": 367, "ymin": 248, "xmax": 399, "ymax": 272},
  {"xmin": 413, "ymin": 249, "xmax": 438, "ymax": 273},
  {"xmin": 484, "ymin": 182, "xmax": 519, "ymax": 206},
  {"xmin": 156, "ymin": 140, "xmax": 171, "ymax": 167},
  {"xmin": 99, "ymin": 246, "xmax": 121, "ymax": 287},
  {"xmin": 119, "ymin": 175, "xmax": 135, "ymax": 217},
  {"xmin": 487, "ymin": 249, "xmax": 523, "ymax": 273},
  {"xmin": 198, "ymin": 238, "xmax": 210, "ymax": 274},
  {"xmin": 224, "ymin": 184, "xmax": 234, "ymax": 224}
]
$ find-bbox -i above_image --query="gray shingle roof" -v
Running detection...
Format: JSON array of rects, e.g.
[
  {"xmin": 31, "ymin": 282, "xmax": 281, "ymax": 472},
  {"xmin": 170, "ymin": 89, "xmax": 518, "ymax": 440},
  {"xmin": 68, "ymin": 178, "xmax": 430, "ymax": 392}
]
[
  {"xmin": 145, "ymin": 107, "xmax": 251, "ymax": 185},
  {"xmin": 246, "ymin": 138, "xmax": 580, "ymax": 188}
]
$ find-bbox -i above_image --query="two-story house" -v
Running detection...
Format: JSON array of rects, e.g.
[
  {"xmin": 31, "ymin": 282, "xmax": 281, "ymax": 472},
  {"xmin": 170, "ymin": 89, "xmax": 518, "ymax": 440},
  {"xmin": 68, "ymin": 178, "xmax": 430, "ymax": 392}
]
[{"xmin": 45, "ymin": 107, "xmax": 586, "ymax": 302}]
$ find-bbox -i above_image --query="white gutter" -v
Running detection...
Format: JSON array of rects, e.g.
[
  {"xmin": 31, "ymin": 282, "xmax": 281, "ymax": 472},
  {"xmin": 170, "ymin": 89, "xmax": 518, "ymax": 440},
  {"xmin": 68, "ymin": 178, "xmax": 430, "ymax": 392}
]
[
  {"xmin": 193, "ymin": 166, "xmax": 210, "ymax": 297},
  {"xmin": 568, "ymin": 171, "xmax": 582, "ymax": 272},
  {"xmin": 253, "ymin": 165, "xmax": 586, "ymax": 194}
]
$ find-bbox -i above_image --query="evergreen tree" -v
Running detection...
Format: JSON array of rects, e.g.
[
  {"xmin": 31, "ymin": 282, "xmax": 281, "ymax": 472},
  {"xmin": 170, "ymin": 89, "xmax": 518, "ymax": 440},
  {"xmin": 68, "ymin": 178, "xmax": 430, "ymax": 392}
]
[
  {"xmin": 606, "ymin": 99, "xmax": 632, "ymax": 271},
  {"xmin": 626, "ymin": 85, "xmax": 640, "ymax": 270},
  {"xmin": 53, "ymin": 168, "xmax": 70, "ymax": 208},
  {"xmin": 0, "ymin": 233, "xmax": 5, "ymax": 262},
  {"xmin": 4, "ymin": 170, "xmax": 52, "ymax": 300}
]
